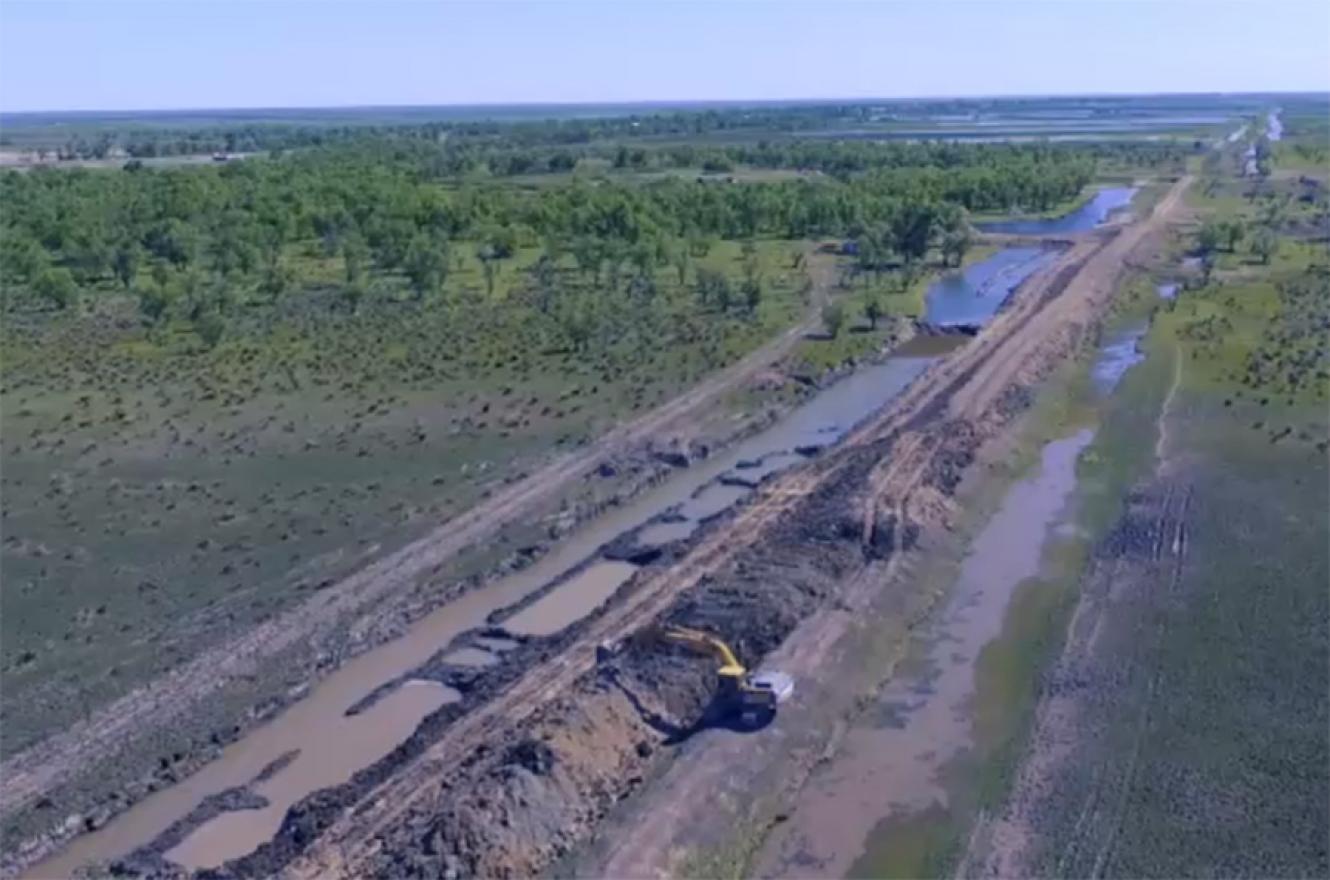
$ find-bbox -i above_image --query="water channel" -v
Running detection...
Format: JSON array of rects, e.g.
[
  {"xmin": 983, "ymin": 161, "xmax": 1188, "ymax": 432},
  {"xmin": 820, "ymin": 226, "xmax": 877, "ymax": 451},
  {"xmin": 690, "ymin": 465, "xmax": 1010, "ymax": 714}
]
[
  {"xmin": 29, "ymin": 244, "xmax": 1055, "ymax": 877},
  {"xmin": 924, "ymin": 246, "xmax": 1056, "ymax": 327},
  {"xmin": 976, "ymin": 185, "xmax": 1138, "ymax": 236}
]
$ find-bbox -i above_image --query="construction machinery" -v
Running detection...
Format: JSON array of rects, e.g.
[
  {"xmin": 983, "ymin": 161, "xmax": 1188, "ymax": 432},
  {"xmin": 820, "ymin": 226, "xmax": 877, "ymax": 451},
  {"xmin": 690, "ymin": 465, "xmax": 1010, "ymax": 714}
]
[{"xmin": 658, "ymin": 626, "xmax": 793, "ymax": 726}]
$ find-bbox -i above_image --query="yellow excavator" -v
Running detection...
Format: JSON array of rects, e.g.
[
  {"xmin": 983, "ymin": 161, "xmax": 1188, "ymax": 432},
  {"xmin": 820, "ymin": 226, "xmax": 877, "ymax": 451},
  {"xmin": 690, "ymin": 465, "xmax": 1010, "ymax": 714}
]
[{"xmin": 658, "ymin": 626, "xmax": 793, "ymax": 726}]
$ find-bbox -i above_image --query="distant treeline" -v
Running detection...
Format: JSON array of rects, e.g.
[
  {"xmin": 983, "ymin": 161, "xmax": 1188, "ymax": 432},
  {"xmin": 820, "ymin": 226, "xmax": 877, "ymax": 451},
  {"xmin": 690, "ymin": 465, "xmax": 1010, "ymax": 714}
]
[
  {"xmin": 0, "ymin": 139, "xmax": 1094, "ymax": 302},
  {"xmin": 1, "ymin": 98, "xmax": 1216, "ymax": 163}
]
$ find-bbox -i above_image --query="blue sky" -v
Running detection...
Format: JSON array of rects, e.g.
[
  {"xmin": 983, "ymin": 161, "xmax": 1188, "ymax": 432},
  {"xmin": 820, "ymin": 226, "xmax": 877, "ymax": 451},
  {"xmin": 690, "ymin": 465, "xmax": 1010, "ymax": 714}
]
[{"xmin": 1, "ymin": 0, "xmax": 1327, "ymax": 112}]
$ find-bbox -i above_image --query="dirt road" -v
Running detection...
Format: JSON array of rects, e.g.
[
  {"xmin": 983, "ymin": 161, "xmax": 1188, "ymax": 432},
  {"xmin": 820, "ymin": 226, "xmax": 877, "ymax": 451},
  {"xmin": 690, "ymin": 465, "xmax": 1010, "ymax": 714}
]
[
  {"xmin": 0, "ymin": 256, "xmax": 835, "ymax": 836},
  {"xmin": 281, "ymin": 177, "xmax": 1191, "ymax": 879}
]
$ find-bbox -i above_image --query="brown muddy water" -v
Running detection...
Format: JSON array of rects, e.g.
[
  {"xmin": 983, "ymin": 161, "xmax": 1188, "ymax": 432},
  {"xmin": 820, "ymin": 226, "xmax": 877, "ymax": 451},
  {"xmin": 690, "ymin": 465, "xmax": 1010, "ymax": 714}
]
[
  {"xmin": 34, "ymin": 254, "xmax": 1077, "ymax": 875},
  {"xmin": 755, "ymin": 429, "xmax": 1094, "ymax": 878},
  {"xmin": 501, "ymin": 560, "xmax": 639, "ymax": 637},
  {"xmin": 162, "ymin": 680, "xmax": 456, "ymax": 872},
  {"xmin": 439, "ymin": 646, "xmax": 500, "ymax": 667}
]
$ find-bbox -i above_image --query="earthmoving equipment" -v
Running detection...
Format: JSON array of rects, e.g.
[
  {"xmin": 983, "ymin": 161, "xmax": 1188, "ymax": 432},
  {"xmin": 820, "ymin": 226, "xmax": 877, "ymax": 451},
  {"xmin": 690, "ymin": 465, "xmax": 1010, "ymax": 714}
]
[{"xmin": 658, "ymin": 626, "xmax": 793, "ymax": 725}]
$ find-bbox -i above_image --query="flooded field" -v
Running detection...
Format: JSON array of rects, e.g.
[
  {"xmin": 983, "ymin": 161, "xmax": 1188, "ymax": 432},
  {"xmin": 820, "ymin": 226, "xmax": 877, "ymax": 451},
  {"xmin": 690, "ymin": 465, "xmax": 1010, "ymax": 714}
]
[
  {"xmin": 1092, "ymin": 323, "xmax": 1148, "ymax": 394},
  {"xmin": 977, "ymin": 186, "xmax": 1137, "ymax": 235},
  {"xmin": 923, "ymin": 247, "xmax": 1057, "ymax": 326},
  {"xmin": 756, "ymin": 429, "xmax": 1095, "ymax": 878}
]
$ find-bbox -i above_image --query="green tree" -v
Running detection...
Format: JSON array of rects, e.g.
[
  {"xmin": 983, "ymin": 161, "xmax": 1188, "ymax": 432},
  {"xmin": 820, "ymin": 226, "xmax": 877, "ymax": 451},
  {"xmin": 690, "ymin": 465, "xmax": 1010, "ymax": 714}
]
[
  {"xmin": 742, "ymin": 277, "xmax": 762, "ymax": 316},
  {"xmin": 863, "ymin": 293, "xmax": 883, "ymax": 329},
  {"xmin": 260, "ymin": 260, "xmax": 296, "ymax": 302},
  {"xmin": 1250, "ymin": 228, "xmax": 1280, "ymax": 265},
  {"xmin": 343, "ymin": 233, "xmax": 369, "ymax": 285},
  {"xmin": 1222, "ymin": 219, "xmax": 1246, "ymax": 253},
  {"xmin": 33, "ymin": 267, "xmax": 79, "ymax": 311},
  {"xmin": 405, "ymin": 233, "xmax": 449, "ymax": 300},
  {"xmin": 136, "ymin": 280, "xmax": 178, "ymax": 324},
  {"xmin": 195, "ymin": 312, "xmax": 227, "ymax": 349},
  {"xmin": 941, "ymin": 227, "xmax": 972, "ymax": 268},
  {"xmin": 821, "ymin": 301, "xmax": 846, "ymax": 338},
  {"xmin": 112, "ymin": 240, "xmax": 141, "ymax": 288},
  {"xmin": 1197, "ymin": 219, "xmax": 1224, "ymax": 254},
  {"xmin": 695, "ymin": 268, "xmax": 731, "ymax": 311},
  {"xmin": 0, "ymin": 234, "xmax": 48, "ymax": 283}
]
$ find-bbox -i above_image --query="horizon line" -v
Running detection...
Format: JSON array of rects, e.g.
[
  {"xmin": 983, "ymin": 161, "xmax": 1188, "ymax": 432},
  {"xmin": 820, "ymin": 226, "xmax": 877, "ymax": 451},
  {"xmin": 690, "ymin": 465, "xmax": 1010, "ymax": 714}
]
[{"xmin": 3, "ymin": 88, "xmax": 1327, "ymax": 119}]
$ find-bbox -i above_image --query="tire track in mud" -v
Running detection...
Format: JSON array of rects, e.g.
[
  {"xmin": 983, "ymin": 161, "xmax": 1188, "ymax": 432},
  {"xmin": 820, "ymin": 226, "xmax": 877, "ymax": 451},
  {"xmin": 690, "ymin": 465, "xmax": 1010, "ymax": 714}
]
[{"xmin": 285, "ymin": 179, "xmax": 1194, "ymax": 880}]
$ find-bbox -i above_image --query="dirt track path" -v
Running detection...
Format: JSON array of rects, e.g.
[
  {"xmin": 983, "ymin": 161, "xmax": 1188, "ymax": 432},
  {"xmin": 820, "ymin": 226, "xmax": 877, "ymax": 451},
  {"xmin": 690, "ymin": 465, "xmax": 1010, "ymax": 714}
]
[
  {"xmin": 288, "ymin": 179, "xmax": 1194, "ymax": 879},
  {"xmin": 0, "ymin": 255, "xmax": 836, "ymax": 827}
]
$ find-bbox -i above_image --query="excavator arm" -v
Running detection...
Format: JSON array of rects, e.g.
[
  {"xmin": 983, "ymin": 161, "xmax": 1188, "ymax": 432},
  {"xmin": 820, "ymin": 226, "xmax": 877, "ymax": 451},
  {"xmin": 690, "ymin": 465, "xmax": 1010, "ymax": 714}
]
[{"xmin": 659, "ymin": 626, "xmax": 748, "ymax": 679}]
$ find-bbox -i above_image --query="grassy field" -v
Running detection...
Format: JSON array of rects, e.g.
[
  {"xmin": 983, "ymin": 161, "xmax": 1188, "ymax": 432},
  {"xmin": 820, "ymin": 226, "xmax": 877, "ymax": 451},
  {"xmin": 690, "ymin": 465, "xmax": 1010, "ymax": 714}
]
[
  {"xmin": 0, "ymin": 235, "xmax": 821, "ymax": 752},
  {"xmin": 975, "ymin": 139, "xmax": 1330, "ymax": 877}
]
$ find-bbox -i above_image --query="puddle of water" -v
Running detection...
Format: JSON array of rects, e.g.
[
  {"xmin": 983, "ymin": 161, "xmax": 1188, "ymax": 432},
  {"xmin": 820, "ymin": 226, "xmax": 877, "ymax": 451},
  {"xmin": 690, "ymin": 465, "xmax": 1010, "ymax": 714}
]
[
  {"xmin": 723, "ymin": 452, "xmax": 805, "ymax": 487},
  {"xmin": 924, "ymin": 247, "xmax": 1055, "ymax": 327},
  {"xmin": 162, "ymin": 680, "xmax": 456, "ymax": 872},
  {"xmin": 891, "ymin": 334, "xmax": 971, "ymax": 358},
  {"xmin": 440, "ymin": 647, "xmax": 500, "ymax": 667},
  {"xmin": 27, "ymin": 353, "xmax": 937, "ymax": 877},
  {"xmin": 1092, "ymin": 323, "xmax": 1148, "ymax": 394},
  {"xmin": 636, "ymin": 519, "xmax": 699, "ymax": 546},
  {"xmin": 756, "ymin": 430, "xmax": 1095, "ymax": 878},
  {"xmin": 500, "ymin": 560, "xmax": 639, "ymax": 637},
  {"xmin": 976, "ymin": 186, "xmax": 1138, "ymax": 235},
  {"xmin": 678, "ymin": 483, "xmax": 753, "ymax": 520},
  {"xmin": 473, "ymin": 636, "xmax": 519, "ymax": 652},
  {"xmin": 1156, "ymin": 282, "xmax": 1179, "ymax": 300}
]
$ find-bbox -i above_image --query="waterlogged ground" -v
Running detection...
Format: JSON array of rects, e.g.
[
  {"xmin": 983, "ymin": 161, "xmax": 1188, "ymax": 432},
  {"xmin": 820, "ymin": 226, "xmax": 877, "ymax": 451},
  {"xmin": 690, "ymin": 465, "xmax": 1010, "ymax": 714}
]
[{"xmin": 754, "ymin": 430, "xmax": 1094, "ymax": 879}]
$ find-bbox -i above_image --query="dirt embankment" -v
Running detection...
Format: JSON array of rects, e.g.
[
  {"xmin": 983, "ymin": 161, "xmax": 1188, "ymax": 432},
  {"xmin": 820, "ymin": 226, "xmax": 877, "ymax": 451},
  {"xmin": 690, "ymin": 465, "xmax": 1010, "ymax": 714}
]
[{"xmin": 244, "ymin": 179, "xmax": 1193, "ymax": 880}]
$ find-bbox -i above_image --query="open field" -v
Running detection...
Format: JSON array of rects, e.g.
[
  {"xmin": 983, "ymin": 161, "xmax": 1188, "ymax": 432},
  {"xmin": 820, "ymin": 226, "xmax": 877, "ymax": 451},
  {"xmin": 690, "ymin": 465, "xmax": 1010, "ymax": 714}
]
[{"xmin": 4, "ymin": 91, "xmax": 1325, "ymax": 880}]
